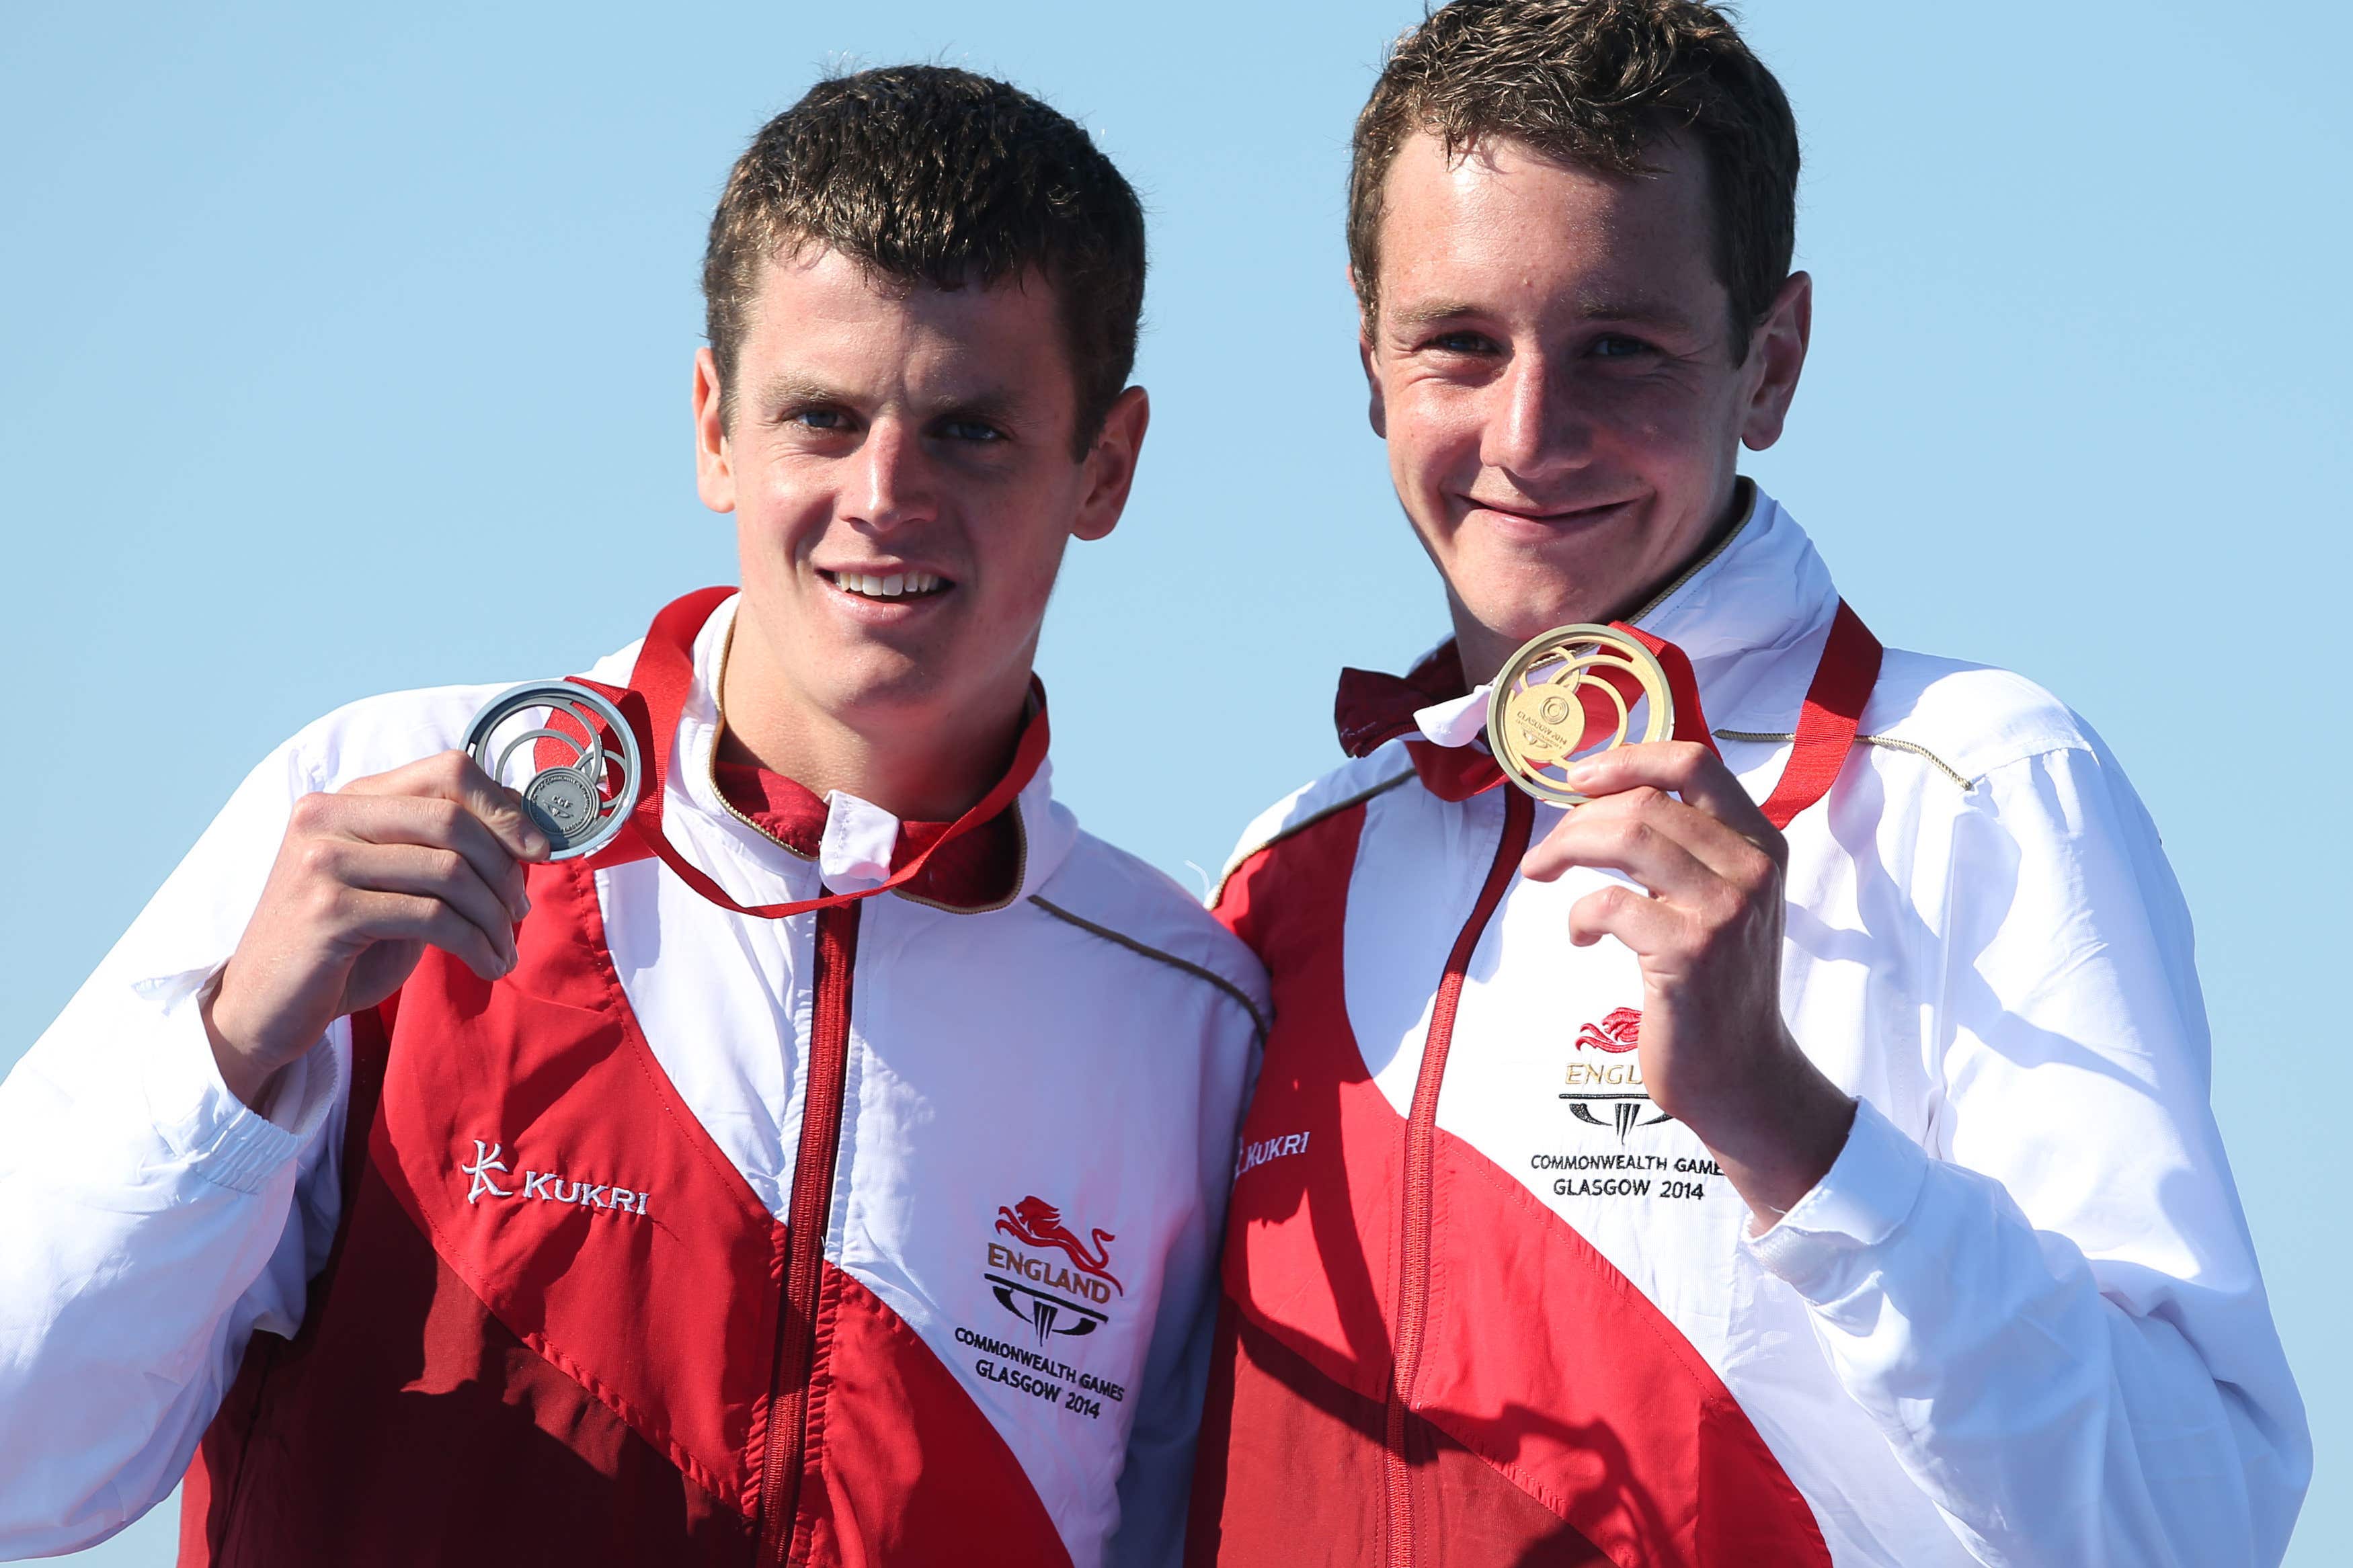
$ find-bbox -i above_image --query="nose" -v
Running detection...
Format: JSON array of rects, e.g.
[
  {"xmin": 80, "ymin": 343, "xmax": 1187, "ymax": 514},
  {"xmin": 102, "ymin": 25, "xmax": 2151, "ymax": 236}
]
[
  {"xmin": 843, "ymin": 416, "xmax": 936, "ymax": 534},
  {"xmin": 1480, "ymin": 351, "xmax": 1592, "ymax": 482}
]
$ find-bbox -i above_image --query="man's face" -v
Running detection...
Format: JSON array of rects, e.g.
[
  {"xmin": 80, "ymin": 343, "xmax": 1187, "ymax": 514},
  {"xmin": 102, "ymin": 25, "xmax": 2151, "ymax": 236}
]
[
  {"xmin": 1363, "ymin": 131, "xmax": 1808, "ymax": 683},
  {"xmin": 694, "ymin": 247, "xmax": 1144, "ymax": 741}
]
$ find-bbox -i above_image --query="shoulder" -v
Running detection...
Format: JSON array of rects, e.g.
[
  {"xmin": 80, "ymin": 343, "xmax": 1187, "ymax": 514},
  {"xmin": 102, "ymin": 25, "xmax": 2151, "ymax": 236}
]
[
  {"xmin": 277, "ymin": 641, "xmax": 641, "ymax": 796},
  {"xmin": 1218, "ymin": 745, "xmax": 1421, "ymax": 889},
  {"xmin": 1860, "ymin": 647, "xmax": 2106, "ymax": 789},
  {"xmin": 278, "ymin": 682, "xmax": 511, "ymax": 790},
  {"xmin": 1030, "ymin": 832, "xmax": 1271, "ymax": 1040}
]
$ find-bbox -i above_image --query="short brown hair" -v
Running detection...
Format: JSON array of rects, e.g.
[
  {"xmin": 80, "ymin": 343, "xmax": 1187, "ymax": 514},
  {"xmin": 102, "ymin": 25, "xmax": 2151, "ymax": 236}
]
[
  {"xmin": 1348, "ymin": 0, "xmax": 1798, "ymax": 357},
  {"xmin": 703, "ymin": 65, "xmax": 1146, "ymax": 457}
]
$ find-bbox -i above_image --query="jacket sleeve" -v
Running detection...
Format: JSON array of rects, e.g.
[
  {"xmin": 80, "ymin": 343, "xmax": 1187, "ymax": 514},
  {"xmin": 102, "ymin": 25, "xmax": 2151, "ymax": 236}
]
[
  {"xmin": 1109, "ymin": 980, "xmax": 1265, "ymax": 1568},
  {"xmin": 0, "ymin": 739, "xmax": 352, "ymax": 1556},
  {"xmin": 1107, "ymin": 1252, "xmax": 1222, "ymax": 1568},
  {"xmin": 1745, "ymin": 741, "xmax": 2309, "ymax": 1567}
]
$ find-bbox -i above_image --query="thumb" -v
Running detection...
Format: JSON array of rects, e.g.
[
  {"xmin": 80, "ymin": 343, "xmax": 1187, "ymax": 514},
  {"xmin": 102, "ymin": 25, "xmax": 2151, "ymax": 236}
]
[
  {"xmin": 352, "ymin": 751, "xmax": 553, "ymax": 860},
  {"xmin": 457, "ymin": 758, "xmax": 554, "ymax": 862}
]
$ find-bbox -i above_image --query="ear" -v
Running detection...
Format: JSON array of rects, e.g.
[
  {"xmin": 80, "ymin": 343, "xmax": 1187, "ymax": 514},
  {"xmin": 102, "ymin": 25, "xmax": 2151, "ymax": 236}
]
[
  {"xmin": 1739, "ymin": 271, "xmax": 1812, "ymax": 452},
  {"xmin": 1071, "ymin": 385, "xmax": 1151, "ymax": 543},
  {"xmin": 1355, "ymin": 274, "xmax": 1388, "ymax": 440},
  {"xmin": 693, "ymin": 347, "xmax": 737, "ymax": 513}
]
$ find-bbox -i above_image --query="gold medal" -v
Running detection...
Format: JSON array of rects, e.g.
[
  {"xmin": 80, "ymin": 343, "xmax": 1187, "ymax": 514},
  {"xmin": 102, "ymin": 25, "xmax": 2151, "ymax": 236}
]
[{"xmin": 1486, "ymin": 624, "xmax": 1675, "ymax": 805}]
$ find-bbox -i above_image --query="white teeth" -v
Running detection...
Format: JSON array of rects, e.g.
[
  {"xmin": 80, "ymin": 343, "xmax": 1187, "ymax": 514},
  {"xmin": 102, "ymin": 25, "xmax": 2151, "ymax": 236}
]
[{"xmin": 831, "ymin": 569, "xmax": 944, "ymax": 600}]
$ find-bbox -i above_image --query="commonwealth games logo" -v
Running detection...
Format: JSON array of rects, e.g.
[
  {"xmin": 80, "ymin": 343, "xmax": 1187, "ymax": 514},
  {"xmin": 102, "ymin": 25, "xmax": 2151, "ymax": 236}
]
[{"xmin": 1561, "ymin": 1008, "xmax": 1674, "ymax": 1141}]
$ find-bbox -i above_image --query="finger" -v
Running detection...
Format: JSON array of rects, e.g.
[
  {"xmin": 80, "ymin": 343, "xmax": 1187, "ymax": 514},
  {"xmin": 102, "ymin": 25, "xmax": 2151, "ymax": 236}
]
[
  {"xmin": 1523, "ymin": 785, "xmax": 1769, "ymax": 889},
  {"xmin": 328, "ymin": 841, "xmax": 523, "ymax": 968},
  {"xmin": 345, "ymin": 750, "xmax": 552, "ymax": 862},
  {"xmin": 1521, "ymin": 801, "xmax": 1721, "ymax": 903},
  {"xmin": 1564, "ymin": 741, "xmax": 1782, "ymax": 852},
  {"xmin": 1566, "ymin": 881, "xmax": 1687, "ymax": 957},
  {"xmin": 340, "ymin": 889, "xmax": 513, "ymax": 981},
  {"xmin": 311, "ymin": 793, "xmax": 532, "ymax": 922}
]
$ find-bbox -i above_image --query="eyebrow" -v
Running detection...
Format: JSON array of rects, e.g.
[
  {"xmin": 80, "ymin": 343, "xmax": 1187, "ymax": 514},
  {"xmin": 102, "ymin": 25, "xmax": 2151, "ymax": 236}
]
[
  {"xmin": 1386, "ymin": 300, "xmax": 1488, "ymax": 331},
  {"xmin": 1572, "ymin": 296, "xmax": 1706, "ymax": 332},
  {"xmin": 754, "ymin": 374, "xmax": 852, "ymax": 411},
  {"xmin": 1385, "ymin": 295, "xmax": 1707, "ymax": 334},
  {"xmin": 752, "ymin": 376, "xmax": 1035, "ymax": 427},
  {"xmin": 929, "ymin": 386, "xmax": 1029, "ymax": 425}
]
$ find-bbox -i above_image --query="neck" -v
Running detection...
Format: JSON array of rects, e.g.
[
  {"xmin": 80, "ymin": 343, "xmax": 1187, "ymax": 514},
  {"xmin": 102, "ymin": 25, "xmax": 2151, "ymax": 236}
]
[{"xmin": 714, "ymin": 622, "xmax": 1028, "ymax": 825}]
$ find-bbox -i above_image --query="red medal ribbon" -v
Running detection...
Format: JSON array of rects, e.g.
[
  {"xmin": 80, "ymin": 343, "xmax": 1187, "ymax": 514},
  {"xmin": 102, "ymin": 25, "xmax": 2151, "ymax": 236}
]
[
  {"xmin": 565, "ymin": 587, "xmax": 1049, "ymax": 921},
  {"xmin": 1753, "ymin": 600, "xmax": 1882, "ymax": 831},
  {"xmin": 1339, "ymin": 600, "xmax": 1884, "ymax": 827},
  {"xmin": 1607, "ymin": 622, "xmax": 1718, "ymax": 751}
]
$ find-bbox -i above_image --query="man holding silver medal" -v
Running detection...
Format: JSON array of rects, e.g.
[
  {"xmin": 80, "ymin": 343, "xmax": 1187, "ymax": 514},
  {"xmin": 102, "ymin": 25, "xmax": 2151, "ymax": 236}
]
[
  {"xmin": 1185, "ymin": 2, "xmax": 2307, "ymax": 1565},
  {"xmin": 0, "ymin": 68, "xmax": 1265, "ymax": 1565}
]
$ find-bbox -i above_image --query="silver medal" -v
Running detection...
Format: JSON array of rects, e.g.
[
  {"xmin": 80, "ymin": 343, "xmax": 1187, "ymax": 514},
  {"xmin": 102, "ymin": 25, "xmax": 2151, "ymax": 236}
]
[{"xmin": 463, "ymin": 682, "xmax": 641, "ymax": 860}]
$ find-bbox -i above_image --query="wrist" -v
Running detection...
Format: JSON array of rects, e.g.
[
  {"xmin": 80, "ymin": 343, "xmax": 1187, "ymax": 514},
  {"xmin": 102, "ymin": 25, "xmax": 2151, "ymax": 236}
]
[
  {"xmin": 200, "ymin": 978, "xmax": 289, "ymax": 1112},
  {"xmin": 1669, "ymin": 1041, "xmax": 1854, "ymax": 1230}
]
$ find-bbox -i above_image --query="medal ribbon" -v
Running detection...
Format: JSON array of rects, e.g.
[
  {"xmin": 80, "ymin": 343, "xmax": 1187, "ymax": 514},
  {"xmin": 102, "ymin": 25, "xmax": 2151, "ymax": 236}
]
[
  {"xmin": 1355, "ymin": 600, "xmax": 1882, "ymax": 827},
  {"xmin": 1753, "ymin": 600, "xmax": 1882, "ymax": 831},
  {"xmin": 1538, "ymin": 609, "xmax": 1885, "ymax": 829},
  {"xmin": 1596, "ymin": 622, "xmax": 1717, "ymax": 752},
  {"xmin": 565, "ymin": 586, "xmax": 1049, "ymax": 921},
  {"xmin": 1400, "ymin": 622, "xmax": 1717, "ymax": 802}
]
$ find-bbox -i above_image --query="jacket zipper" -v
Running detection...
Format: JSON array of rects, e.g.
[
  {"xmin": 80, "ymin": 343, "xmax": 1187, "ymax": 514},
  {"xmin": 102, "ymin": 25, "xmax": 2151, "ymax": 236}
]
[
  {"xmin": 1384, "ymin": 787, "xmax": 1534, "ymax": 1567},
  {"xmin": 758, "ymin": 901, "xmax": 861, "ymax": 1566}
]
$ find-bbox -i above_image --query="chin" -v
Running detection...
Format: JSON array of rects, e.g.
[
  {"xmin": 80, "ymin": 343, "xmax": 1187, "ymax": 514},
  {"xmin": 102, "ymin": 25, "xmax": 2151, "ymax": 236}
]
[
  {"xmin": 1470, "ymin": 575, "xmax": 1605, "ymax": 638},
  {"xmin": 1489, "ymin": 611, "xmax": 1581, "ymax": 655},
  {"xmin": 829, "ymin": 670, "xmax": 951, "ymax": 719}
]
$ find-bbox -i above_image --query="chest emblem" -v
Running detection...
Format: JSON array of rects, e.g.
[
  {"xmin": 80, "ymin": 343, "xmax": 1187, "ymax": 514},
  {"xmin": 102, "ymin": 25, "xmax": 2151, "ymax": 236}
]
[
  {"xmin": 984, "ymin": 1195, "xmax": 1123, "ymax": 1346},
  {"xmin": 1562, "ymin": 1010, "xmax": 1675, "ymax": 1141},
  {"xmin": 956, "ymin": 1194, "xmax": 1135, "ymax": 1423},
  {"xmin": 995, "ymin": 1196, "xmax": 1123, "ymax": 1295},
  {"xmin": 1576, "ymin": 1007, "xmax": 1643, "ymax": 1053}
]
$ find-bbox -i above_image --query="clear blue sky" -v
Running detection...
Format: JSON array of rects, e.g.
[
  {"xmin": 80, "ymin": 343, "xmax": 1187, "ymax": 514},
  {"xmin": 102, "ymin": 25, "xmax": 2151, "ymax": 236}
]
[{"xmin": 3, "ymin": 1, "xmax": 2344, "ymax": 1561}]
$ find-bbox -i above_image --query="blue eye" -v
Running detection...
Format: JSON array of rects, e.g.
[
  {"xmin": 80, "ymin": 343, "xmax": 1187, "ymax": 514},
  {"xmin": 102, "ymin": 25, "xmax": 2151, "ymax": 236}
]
[
  {"xmin": 940, "ymin": 419, "xmax": 1006, "ymax": 444},
  {"xmin": 1591, "ymin": 335, "xmax": 1652, "ymax": 359},
  {"xmin": 791, "ymin": 407, "xmax": 849, "ymax": 430}
]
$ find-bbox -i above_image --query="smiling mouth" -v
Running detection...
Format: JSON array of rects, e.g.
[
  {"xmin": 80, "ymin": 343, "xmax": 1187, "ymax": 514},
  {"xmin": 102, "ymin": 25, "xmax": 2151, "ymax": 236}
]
[
  {"xmin": 1466, "ymin": 497, "xmax": 1636, "ymax": 526},
  {"xmin": 818, "ymin": 569, "xmax": 953, "ymax": 602}
]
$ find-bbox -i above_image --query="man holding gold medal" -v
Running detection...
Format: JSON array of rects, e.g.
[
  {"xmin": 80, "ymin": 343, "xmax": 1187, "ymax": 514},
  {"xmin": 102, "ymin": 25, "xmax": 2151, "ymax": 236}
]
[
  {"xmin": 0, "ymin": 69, "xmax": 1265, "ymax": 1565},
  {"xmin": 1185, "ymin": 3, "xmax": 2307, "ymax": 1565}
]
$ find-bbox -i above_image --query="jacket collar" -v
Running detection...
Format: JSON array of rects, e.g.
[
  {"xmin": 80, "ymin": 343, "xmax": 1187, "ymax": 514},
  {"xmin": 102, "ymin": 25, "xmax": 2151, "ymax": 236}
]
[
  {"xmin": 1334, "ymin": 485, "xmax": 1841, "ymax": 775},
  {"xmin": 664, "ymin": 595, "xmax": 1072, "ymax": 912}
]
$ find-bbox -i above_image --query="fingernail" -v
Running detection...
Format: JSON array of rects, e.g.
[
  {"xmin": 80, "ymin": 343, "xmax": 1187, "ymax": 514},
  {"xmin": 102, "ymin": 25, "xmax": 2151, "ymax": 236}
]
[{"xmin": 1564, "ymin": 759, "xmax": 1599, "ymax": 787}]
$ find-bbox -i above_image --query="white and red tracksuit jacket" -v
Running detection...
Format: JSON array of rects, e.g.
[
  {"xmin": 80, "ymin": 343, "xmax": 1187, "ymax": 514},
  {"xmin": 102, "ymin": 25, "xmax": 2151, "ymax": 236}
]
[
  {"xmin": 1185, "ymin": 490, "xmax": 2307, "ymax": 1567},
  {"xmin": 0, "ymin": 590, "xmax": 1268, "ymax": 1567}
]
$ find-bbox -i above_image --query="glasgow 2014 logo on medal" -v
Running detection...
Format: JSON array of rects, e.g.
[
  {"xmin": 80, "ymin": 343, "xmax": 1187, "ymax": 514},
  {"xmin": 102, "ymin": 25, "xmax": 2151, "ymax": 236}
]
[{"xmin": 1561, "ymin": 1006, "xmax": 1675, "ymax": 1141}]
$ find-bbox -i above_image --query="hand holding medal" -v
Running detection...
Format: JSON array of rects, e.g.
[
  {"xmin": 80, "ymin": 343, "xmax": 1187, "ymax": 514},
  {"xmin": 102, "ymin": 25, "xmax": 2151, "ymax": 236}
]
[{"xmin": 1510, "ymin": 606, "xmax": 1882, "ymax": 1227}]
